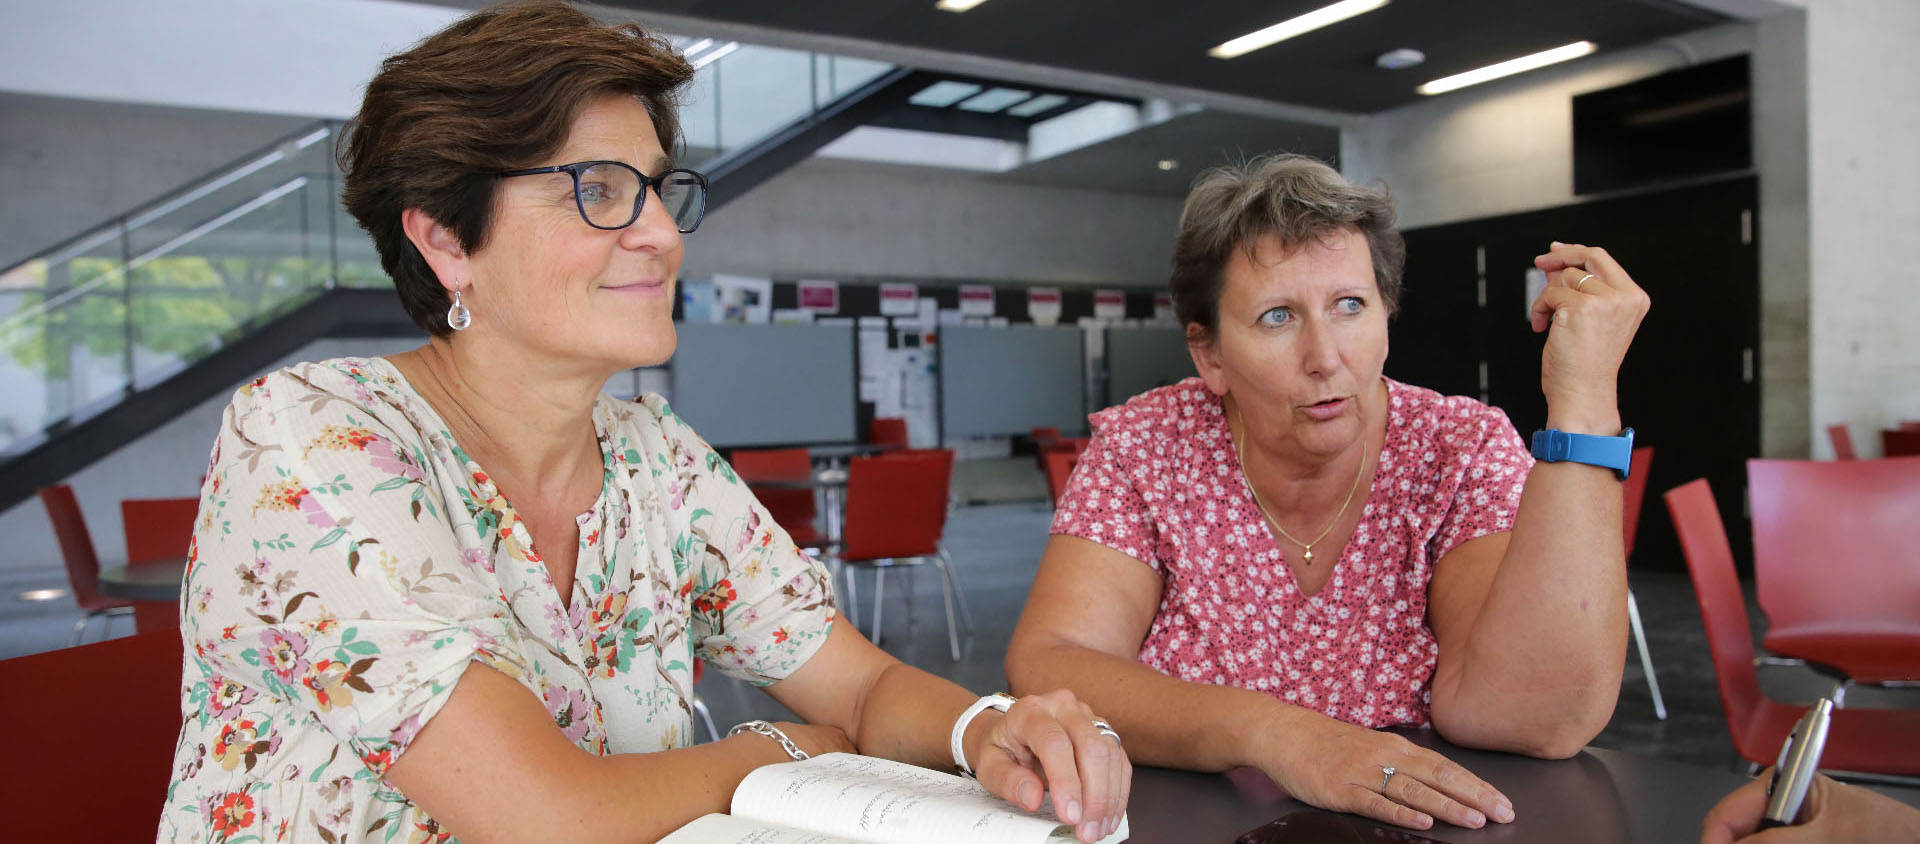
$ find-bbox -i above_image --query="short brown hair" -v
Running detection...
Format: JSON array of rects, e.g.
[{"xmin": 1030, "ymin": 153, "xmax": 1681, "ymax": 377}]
[
  {"xmin": 1169, "ymin": 154, "xmax": 1405, "ymax": 337},
  {"xmin": 339, "ymin": 0, "xmax": 693, "ymax": 337}
]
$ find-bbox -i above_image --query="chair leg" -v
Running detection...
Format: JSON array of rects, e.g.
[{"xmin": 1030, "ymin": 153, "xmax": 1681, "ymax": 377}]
[
  {"xmin": 72, "ymin": 612, "xmax": 96, "ymax": 647},
  {"xmin": 870, "ymin": 567, "xmax": 887, "ymax": 648},
  {"xmin": 831, "ymin": 559, "xmax": 858, "ymax": 629},
  {"xmin": 938, "ymin": 548, "xmax": 975, "ymax": 634},
  {"xmin": 932, "ymin": 556, "xmax": 962, "ymax": 661},
  {"xmin": 691, "ymin": 694, "xmax": 719, "ymax": 744},
  {"xmin": 1627, "ymin": 590, "xmax": 1667, "ymax": 720}
]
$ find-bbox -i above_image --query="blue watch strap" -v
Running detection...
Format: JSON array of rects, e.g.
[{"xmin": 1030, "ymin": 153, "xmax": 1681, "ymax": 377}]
[{"xmin": 1531, "ymin": 427, "xmax": 1635, "ymax": 480}]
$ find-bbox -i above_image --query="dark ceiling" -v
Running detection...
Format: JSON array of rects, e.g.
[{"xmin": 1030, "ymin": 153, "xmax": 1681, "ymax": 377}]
[{"xmin": 600, "ymin": 0, "xmax": 1729, "ymax": 114}]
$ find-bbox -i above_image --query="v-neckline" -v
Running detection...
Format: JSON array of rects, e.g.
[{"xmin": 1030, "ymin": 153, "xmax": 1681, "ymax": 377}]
[
  {"xmin": 1221, "ymin": 380, "xmax": 1395, "ymax": 606},
  {"xmin": 367, "ymin": 355, "xmax": 611, "ymax": 620}
]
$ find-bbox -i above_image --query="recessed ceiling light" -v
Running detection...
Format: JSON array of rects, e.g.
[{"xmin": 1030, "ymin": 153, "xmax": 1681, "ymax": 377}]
[
  {"xmin": 1375, "ymin": 48, "xmax": 1425, "ymax": 70},
  {"xmin": 1157, "ymin": 159, "xmax": 1180, "ymax": 171},
  {"xmin": 936, "ymin": 0, "xmax": 991, "ymax": 11},
  {"xmin": 1006, "ymin": 93, "xmax": 1069, "ymax": 117},
  {"xmin": 17, "ymin": 588, "xmax": 66, "ymax": 602},
  {"xmin": 909, "ymin": 81, "xmax": 984, "ymax": 107},
  {"xmin": 1208, "ymin": 0, "xmax": 1390, "ymax": 60},
  {"xmin": 1417, "ymin": 41, "xmax": 1597, "ymax": 95},
  {"xmin": 957, "ymin": 88, "xmax": 1034, "ymax": 113}
]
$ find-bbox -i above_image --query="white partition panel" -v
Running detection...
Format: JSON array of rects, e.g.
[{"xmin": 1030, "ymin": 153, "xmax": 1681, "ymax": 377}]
[
  {"xmin": 940, "ymin": 324, "xmax": 1084, "ymax": 437},
  {"xmin": 670, "ymin": 323, "xmax": 856, "ymax": 447}
]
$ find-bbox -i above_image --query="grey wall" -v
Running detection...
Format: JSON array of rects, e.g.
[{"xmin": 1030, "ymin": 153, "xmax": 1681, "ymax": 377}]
[
  {"xmin": 0, "ymin": 92, "xmax": 310, "ymax": 270},
  {"xmin": 682, "ymin": 157, "xmax": 1183, "ymax": 287}
]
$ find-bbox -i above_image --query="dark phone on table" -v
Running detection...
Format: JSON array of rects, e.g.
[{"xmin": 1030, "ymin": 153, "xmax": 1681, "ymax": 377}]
[{"xmin": 1237, "ymin": 810, "xmax": 1450, "ymax": 844}]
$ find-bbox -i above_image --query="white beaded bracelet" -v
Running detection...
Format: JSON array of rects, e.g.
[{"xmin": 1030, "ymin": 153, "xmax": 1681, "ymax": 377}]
[
  {"xmin": 950, "ymin": 693, "xmax": 1016, "ymax": 777},
  {"xmin": 728, "ymin": 720, "xmax": 810, "ymax": 761}
]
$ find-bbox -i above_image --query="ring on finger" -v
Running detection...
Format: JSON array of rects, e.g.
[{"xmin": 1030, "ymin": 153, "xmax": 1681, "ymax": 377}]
[
  {"xmin": 1089, "ymin": 719, "xmax": 1122, "ymax": 746},
  {"xmin": 1379, "ymin": 765, "xmax": 1396, "ymax": 794},
  {"xmin": 1574, "ymin": 272, "xmax": 1595, "ymax": 292}
]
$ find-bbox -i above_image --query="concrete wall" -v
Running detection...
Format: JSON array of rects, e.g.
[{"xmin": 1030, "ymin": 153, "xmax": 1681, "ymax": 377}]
[
  {"xmin": 683, "ymin": 157, "xmax": 1183, "ymax": 287},
  {"xmin": 0, "ymin": 337, "xmax": 423, "ymax": 580},
  {"xmin": 1802, "ymin": 0, "xmax": 1920, "ymax": 457},
  {"xmin": 1339, "ymin": 20, "xmax": 1822, "ymax": 458},
  {"xmin": 0, "ymin": 93, "xmax": 310, "ymax": 269}
]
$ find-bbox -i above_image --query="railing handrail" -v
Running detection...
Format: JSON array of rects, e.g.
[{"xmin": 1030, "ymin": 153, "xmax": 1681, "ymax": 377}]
[{"xmin": 0, "ymin": 118, "xmax": 339, "ymax": 281}]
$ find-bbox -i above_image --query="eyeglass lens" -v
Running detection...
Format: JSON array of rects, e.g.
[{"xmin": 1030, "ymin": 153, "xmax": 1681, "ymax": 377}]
[{"xmin": 575, "ymin": 164, "xmax": 705, "ymax": 233}]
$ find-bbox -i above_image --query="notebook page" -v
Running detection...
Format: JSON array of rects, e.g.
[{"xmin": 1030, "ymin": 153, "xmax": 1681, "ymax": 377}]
[
  {"xmin": 657, "ymin": 813, "xmax": 864, "ymax": 844},
  {"xmin": 732, "ymin": 753, "xmax": 1091, "ymax": 844}
]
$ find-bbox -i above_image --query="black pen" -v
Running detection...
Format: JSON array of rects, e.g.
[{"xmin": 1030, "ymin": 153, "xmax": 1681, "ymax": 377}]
[{"xmin": 1759, "ymin": 691, "xmax": 1836, "ymax": 829}]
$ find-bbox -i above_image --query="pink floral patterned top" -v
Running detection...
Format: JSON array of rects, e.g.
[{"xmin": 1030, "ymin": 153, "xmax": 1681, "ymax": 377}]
[
  {"xmin": 160, "ymin": 357, "xmax": 836, "ymax": 843},
  {"xmin": 1051, "ymin": 377, "xmax": 1532, "ymax": 728}
]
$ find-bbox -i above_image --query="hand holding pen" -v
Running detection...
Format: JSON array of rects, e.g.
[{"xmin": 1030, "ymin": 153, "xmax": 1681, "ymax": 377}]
[{"xmin": 1699, "ymin": 770, "xmax": 1920, "ymax": 843}]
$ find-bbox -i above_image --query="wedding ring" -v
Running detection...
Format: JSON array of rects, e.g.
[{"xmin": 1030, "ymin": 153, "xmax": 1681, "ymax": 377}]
[
  {"xmin": 1574, "ymin": 273, "xmax": 1595, "ymax": 292},
  {"xmin": 1379, "ymin": 765, "xmax": 1396, "ymax": 793},
  {"xmin": 1090, "ymin": 719, "xmax": 1121, "ymax": 745}
]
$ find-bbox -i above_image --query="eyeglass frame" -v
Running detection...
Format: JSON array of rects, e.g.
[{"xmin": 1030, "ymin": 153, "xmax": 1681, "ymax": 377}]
[{"xmin": 496, "ymin": 160, "xmax": 709, "ymax": 233}]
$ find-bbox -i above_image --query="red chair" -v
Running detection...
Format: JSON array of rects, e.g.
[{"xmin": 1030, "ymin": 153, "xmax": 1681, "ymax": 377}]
[
  {"xmin": 38, "ymin": 485, "xmax": 132, "ymax": 645},
  {"xmin": 1746, "ymin": 456, "xmax": 1920, "ymax": 684},
  {"xmin": 1044, "ymin": 450, "xmax": 1080, "ymax": 507},
  {"xmin": 0, "ymin": 630, "xmax": 185, "ymax": 841},
  {"xmin": 1883, "ymin": 428, "xmax": 1920, "ymax": 458},
  {"xmin": 868, "ymin": 417, "xmax": 910, "ymax": 449},
  {"xmin": 1665, "ymin": 479, "xmax": 1920, "ymax": 775},
  {"xmin": 122, "ymin": 496, "xmax": 199, "ymax": 633},
  {"xmin": 1620, "ymin": 447, "xmax": 1666, "ymax": 720},
  {"xmin": 831, "ymin": 449, "xmax": 966, "ymax": 660},
  {"xmin": 1826, "ymin": 424, "xmax": 1856, "ymax": 460},
  {"xmin": 730, "ymin": 448, "xmax": 830, "ymax": 550}
]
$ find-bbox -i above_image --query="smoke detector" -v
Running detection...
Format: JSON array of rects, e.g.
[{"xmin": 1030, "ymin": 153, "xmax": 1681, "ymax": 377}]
[{"xmin": 1376, "ymin": 48, "xmax": 1426, "ymax": 70}]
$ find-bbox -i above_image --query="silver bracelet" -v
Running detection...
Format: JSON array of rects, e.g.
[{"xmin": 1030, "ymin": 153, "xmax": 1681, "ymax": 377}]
[{"xmin": 728, "ymin": 720, "xmax": 810, "ymax": 761}]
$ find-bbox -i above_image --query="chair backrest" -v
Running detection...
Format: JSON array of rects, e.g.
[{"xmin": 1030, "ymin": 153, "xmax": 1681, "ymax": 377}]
[
  {"xmin": 0, "ymin": 631, "xmax": 184, "ymax": 841},
  {"xmin": 122, "ymin": 497, "xmax": 201, "ymax": 564},
  {"xmin": 1664, "ymin": 479, "xmax": 1765, "ymax": 735},
  {"xmin": 1746, "ymin": 455, "xmax": 1920, "ymax": 633},
  {"xmin": 840, "ymin": 449, "xmax": 955, "ymax": 561},
  {"xmin": 1826, "ymin": 423, "xmax": 1856, "ymax": 460},
  {"xmin": 868, "ymin": 417, "xmax": 910, "ymax": 449},
  {"xmin": 1883, "ymin": 428, "xmax": 1920, "ymax": 458},
  {"xmin": 729, "ymin": 448, "xmax": 813, "ymax": 482},
  {"xmin": 1621, "ymin": 447, "xmax": 1655, "ymax": 556},
  {"xmin": 1044, "ymin": 450, "xmax": 1080, "ymax": 506},
  {"xmin": 38, "ymin": 485, "xmax": 109, "ymax": 609}
]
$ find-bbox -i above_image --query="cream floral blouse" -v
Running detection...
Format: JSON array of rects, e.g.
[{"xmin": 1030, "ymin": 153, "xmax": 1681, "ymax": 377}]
[{"xmin": 159, "ymin": 357, "xmax": 836, "ymax": 843}]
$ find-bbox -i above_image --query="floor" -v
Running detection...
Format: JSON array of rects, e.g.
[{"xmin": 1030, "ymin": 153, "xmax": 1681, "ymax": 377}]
[{"xmin": 7, "ymin": 459, "xmax": 1915, "ymax": 812}]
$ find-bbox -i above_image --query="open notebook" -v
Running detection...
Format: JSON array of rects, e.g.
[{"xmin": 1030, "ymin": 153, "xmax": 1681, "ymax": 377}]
[{"xmin": 660, "ymin": 753, "xmax": 1130, "ymax": 844}]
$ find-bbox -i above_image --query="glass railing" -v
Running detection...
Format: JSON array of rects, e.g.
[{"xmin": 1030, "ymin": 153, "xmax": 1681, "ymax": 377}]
[{"xmin": 0, "ymin": 40, "xmax": 895, "ymax": 459}]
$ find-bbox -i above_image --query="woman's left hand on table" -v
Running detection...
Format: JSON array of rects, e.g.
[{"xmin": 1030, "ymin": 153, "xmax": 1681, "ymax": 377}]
[{"xmin": 971, "ymin": 689, "xmax": 1132, "ymax": 843}]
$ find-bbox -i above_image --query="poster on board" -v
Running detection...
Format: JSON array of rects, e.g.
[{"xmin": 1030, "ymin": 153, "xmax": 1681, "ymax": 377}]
[
  {"xmin": 1154, "ymin": 292, "xmax": 1175, "ymax": 322},
  {"xmin": 714, "ymin": 274, "xmax": 772, "ymax": 323},
  {"xmin": 1094, "ymin": 289, "xmax": 1125, "ymax": 319},
  {"xmin": 958, "ymin": 284, "xmax": 995, "ymax": 317},
  {"xmin": 797, "ymin": 280, "xmax": 839, "ymax": 313},
  {"xmin": 879, "ymin": 283, "xmax": 919, "ymax": 316},
  {"xmin": 1029, "ymin": 287, "xmax": 1062, "ymax": 326}
]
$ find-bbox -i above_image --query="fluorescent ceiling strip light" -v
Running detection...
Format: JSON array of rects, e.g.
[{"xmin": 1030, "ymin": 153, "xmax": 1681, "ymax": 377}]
[
  {"xmin": 1417, "ymin": 41, "xmax": 1597, "ymax": 95},
  {"xmin": 957, "ymin": 87, "xmax": 1033, "ymax": 113},
  {"xmin": 936, "ymin": 0, "xmax": 991, "ymax": 12},
  {"xmin": 909, "ymin": 81, "xmax": 982, "ymax": 107},
  {"xmin": 1208, "ymin": 0, "xmax": 1389, "ymax": 59},
  {"xmin": 689, "ymin": 41, "xmax": 739, "ymax": 70},
  {"xmin": 1006, "ymin": 93, "xmax": 1069, "ymax": 117}
]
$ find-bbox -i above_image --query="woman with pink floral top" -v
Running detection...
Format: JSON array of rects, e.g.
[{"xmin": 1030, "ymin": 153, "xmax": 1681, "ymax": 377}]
[
  {"xmin": 1007, "ymin": 154, "xmax": 1650, "ymax": 833},
  {"xmin": 159, "ymin": 4, "xmax": 1127, "ymax": 843}
]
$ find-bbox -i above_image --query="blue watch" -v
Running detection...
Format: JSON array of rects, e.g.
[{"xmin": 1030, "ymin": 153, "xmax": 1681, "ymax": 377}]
[{"xmin": 1530, "ymin": 427, "xmax": 1635, "ymax": 480}]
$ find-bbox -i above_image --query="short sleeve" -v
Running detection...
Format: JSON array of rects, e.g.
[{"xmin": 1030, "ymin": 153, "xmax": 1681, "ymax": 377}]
[
  {"xmin": 647, "ymin": 398, "xmax": 836, "ymax": 686},
  {"xmin": 1049, "ymin": 426, "xmax": 1162, "ymax": 569},
  {"xmin": 184, "ymin": 370, "xmax": 528, "ymax": 777},
  {"xmin": 1430, "ymin": 408, "xmax": 1534, "ymax": 561}
]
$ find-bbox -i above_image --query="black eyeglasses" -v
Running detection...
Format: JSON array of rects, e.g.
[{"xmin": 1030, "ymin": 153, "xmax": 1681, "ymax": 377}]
[{"xmin": 498, "ymin": 160, "xmax": 708, "ymax": 233}]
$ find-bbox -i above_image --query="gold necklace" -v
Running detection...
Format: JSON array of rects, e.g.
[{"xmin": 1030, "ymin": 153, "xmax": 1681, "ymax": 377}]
[{"xmin": 1229, "ymin": 401, "xmax": 1369, "ymax": 565}]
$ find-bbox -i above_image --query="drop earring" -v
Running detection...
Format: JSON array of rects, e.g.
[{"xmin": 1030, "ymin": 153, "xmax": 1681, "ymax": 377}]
[{"xmin": 446, "ymin": 287, "xmax": 472, "ymax": 331}]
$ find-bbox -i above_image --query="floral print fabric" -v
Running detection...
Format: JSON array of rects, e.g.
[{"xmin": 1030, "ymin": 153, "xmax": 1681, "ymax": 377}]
[
  {"xmin": 1050, "ymin": 378, "xmax": 1532, "ymax": 728},
  {"xmin": 160, "ymin": 357, "xmax": 836, "ymax": 843}
]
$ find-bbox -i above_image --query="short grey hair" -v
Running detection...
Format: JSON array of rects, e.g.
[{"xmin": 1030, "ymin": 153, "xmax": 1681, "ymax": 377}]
[{"xmin": 1169, "ymin": 154, "xmax": 1405, "ymax": 337}]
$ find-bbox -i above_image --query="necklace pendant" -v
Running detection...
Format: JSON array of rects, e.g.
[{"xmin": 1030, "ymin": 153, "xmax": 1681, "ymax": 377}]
[{"xmin": 1301, "ymin": 548, "xmax": 1314, "ymax": 565}]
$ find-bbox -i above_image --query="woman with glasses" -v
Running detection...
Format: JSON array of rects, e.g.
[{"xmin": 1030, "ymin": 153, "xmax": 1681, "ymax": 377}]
[{"xmin": 159, "ymin": 4, "xmax": 1128, "ymax": 843}]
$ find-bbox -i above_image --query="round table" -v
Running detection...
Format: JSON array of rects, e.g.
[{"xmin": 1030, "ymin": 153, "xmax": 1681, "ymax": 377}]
[{"xmin": 98, "ymin": 557, "xmax": 189, "ymax": 602}]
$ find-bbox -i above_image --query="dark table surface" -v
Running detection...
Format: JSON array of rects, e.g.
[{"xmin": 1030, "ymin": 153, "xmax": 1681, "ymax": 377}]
[
  {"xmin": 1125, "ymin": 729, "xmax": 1749, "ymax": 844},
  {"xmin": 98, "ymin": 557, "xmax": 189, "ymax": 602}
]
